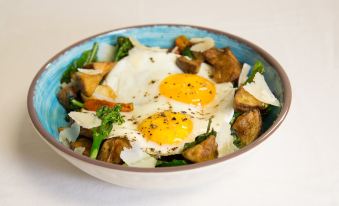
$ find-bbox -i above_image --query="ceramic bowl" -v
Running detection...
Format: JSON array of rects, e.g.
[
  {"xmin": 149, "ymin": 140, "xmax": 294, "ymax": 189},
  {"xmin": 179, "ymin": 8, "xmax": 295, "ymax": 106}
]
[{"xmin": 27, "ymin": 24, "xmax": 291, "ymax": 189}]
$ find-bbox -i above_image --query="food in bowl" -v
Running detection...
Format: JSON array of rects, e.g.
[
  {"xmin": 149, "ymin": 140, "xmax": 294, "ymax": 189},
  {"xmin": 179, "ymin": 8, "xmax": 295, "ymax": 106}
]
[{"xmin": 57, "ymin": 35, "xmax": 280, "ymax": 168}]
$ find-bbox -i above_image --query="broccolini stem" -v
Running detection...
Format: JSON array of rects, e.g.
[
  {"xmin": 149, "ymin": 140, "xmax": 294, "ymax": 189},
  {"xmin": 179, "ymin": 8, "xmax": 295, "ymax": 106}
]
[
  {"xmin": 85, "ymin": 42, "xmax": 99, "ymax": 65},
  {"xmin": 89, "ymin": 136, "xmax": 101, "ymax": 159},
  {"xmin": 70, "ymin": 99, "xmax": 84, "ymax": 108}
]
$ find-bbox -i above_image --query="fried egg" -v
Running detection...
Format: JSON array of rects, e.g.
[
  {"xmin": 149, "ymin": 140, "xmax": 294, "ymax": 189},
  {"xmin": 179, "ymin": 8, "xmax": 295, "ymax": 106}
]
[{"xmin": 105, "ymin": 46, "xmax": 235, "ymax": 156}]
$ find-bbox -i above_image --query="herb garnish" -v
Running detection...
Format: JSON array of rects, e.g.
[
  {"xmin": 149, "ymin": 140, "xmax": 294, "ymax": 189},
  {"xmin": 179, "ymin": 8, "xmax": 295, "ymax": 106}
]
[
  {"xmin": 60, "ymin": 42, "xmax": 99, "ymax": 83},
  {"xmin": 89, "ymin": 105, "xmax": 124, "ymax": 159}
]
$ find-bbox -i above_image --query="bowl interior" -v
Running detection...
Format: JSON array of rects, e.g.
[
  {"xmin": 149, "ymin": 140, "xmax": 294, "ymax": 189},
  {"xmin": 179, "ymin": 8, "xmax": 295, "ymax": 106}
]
[{"xmin": 32, "ymin": 25, "xmax": 283, "ymax": 149}]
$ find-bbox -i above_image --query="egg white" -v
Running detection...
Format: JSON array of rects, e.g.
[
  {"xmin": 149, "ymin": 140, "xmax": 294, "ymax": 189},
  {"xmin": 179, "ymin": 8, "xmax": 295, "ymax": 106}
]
[{"xmin": 105, "ymin": 47, "xmax": 235, "ymax": 156}]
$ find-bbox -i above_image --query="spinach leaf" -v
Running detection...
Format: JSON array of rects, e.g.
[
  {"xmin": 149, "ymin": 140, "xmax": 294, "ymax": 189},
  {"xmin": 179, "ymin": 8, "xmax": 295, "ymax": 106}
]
[
  {"xmin": 61, "ymin": 42, "xmax": 99, "ymax": 83},
  {"xmin": 182, "ymin": 46, "xmax": 194, "ymax": 59},
  {"xmin": 229, "ymin": 111, "xmax": 242, "ymax": 125},
  {"xmin": 184, "ymin": 119, "xmax": 216, "ymax": 150},
  {"xmin": 156, "ymin": 159, "xmax": 188, "ymax": 167},
  {"xmin": 244, "ymin": 61, "xmax": 265, "ymax": 84},
  {"xmin": 232, "ymin": 134, "xmax": 245, "ymax": 149},
  {"xmin": 113, "ymin": 37, "xmax": 133, "ymax": 61}
]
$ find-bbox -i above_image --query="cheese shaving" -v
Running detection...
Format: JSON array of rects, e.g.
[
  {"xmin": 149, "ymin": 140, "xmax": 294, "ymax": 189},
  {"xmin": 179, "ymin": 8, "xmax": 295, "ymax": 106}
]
[
  {"xmin": 73, "ymin": 147, "xmax": 86, "ymax": 155},
  {"xmin": 59, "ymin": 123, "xmax": 80, "ymax": 147},
  {"xmin": 97, "ymin": 43, "xmax": 115, "ymax": 62},
  {"xmin": 68, "ymin": 111, "xmax": 102, "ymax": 129},
  {"xmin": 78, "ymin": 68, "xmax": 102, "ymax": 75},
  {"xmin": 190, "ymin": 37, "xmax": 215, "ymax": 52},
  {"xmin": 243, "ymin": 73, "xmax": 280, "ymax": 106},
  {"xmin": 120, "ymin": 144, "xmax": 157, "ymax": 168},
  {"xmin": 238, "ymin": 63, "xmax": 251, "ymax": 87}
]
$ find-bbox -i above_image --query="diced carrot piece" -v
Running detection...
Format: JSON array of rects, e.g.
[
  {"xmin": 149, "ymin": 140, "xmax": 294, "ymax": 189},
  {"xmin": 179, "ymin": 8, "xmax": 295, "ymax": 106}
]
[{"xmin": 84, "ymin": 99, "xmax": 133, "ymax": 112}]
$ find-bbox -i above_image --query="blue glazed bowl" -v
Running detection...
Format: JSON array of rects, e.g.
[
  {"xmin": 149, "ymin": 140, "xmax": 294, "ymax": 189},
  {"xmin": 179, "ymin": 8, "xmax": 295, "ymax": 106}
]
[{"xmin": 27, "ymin": 24, "xmax": 291, "ymax": 188}]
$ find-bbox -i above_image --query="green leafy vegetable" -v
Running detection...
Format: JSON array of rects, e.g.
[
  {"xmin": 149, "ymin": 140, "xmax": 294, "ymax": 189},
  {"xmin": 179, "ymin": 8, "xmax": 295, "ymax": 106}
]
[
  {"xmin": 113, "ymin": 37, "xmax": 133, "ymax": 61},
  {"xmin": 229, "ymin": 111, "xmax": 242, "ymax": 125},
  {"xmin": 232, "ymin": 135, "xmax": 245, "ymax": 149},
  {"xmin": 60, "ymin": 42, "xmax": 99, "ymax": 83},
  {"xmin": 84, "ymin": 42, "xmax": 99, "ymax": 65},
  {"xmin": 182, "ymin": 47, "xmax": 194, "ymax": 59},
  {"xmin": 69, "ymin": 98, "xmax": 84, "ymax": 110},
  {"xmin": 89, "ymin": 105, "xmax": 124, "ymax": 159},
  {"xmin": 244, "ymin": 61, "xmax": 265, "ymax": 84},
  {"xmin": 184, "ymin": 119, "xmax": 216, "ymax": 150},
  {"xmin": 156, "ymin": 159, "xmax": 188, "ymax": 167}
]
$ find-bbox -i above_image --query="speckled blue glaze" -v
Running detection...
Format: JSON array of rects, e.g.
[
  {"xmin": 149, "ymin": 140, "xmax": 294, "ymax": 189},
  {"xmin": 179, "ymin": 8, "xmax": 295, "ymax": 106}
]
[{"xmin": 33, "ymin": 25, "xmax": 283, "ymax": 140}]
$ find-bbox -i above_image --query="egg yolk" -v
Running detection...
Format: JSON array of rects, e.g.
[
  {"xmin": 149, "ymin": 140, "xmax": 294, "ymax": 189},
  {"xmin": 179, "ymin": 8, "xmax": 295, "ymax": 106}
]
[
  {"xmin": 138, "ymin": 111, "xmax": 193, "ymax": 145},
  {"xmin": 159, "ymin": 73, "xmax": 216, "ymax": 106}
]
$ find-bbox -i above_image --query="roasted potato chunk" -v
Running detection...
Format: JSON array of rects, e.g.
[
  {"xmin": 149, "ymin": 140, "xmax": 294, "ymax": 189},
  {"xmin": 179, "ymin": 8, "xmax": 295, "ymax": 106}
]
[
  {"xmin": 175, "ymin": 35, "xmax": 191, "ymax": 52},
  {"xmin": 232, "ymin": 109, "xmax": 262, "ymax": 146},
  {"xmin": 70, "ymin": 137, "xmax": 92, "ymax": 157},
  {"xmin": 74, "ymin": 72, "xmax": 103, "ymax": 97},
  {"xmin": 57, "ymin": 84, "xmax": 78, "ymax": 110},
  {"xmin": 203, "ymin": 48, "xmax": 241, "ymax": 83},
  {"xmin": 176, "ymin": 56, "xmax": 202, "ymax": 74},
  {"xmin": 234, "ymin": 87, "xmax": 268, "ymax": 111},
  {"xmin": 183, "ymin": 135, "xmax": 218, "ymax": 163},
  {"xmin": 92, "ymin": 62, "xmax": 115, "ymax": 76},
  {"xmin": 81, "ymin": 85, "xmax": 117, "ymax": 102},
  {"xmin": 79, "ymin": 127, "xmax": 92, "ymax": 138},
  {"xmin": 98, "ymin": 137, "xmax": 131, "ymax": 164},
  {"xmin": 192, "ymin": 51, "xmax": 205, "ymax": 62}
]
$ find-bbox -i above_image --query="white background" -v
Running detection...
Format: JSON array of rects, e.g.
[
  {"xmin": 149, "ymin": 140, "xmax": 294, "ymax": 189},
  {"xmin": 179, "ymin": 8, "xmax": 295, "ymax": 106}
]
[{"xmin": 0, "ymin": 0, "xmax": 338, "ymax": 205}]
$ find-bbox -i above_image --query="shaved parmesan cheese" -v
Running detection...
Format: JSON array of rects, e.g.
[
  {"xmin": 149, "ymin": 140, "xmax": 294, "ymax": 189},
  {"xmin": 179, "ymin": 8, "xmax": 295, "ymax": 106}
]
[
  {"xmin": 103, "ymin": 75, "xmax": 119, "ymax": 93},
  {"xmin": 120, "ymin": 145, "xmax": 157, "ymax": 168},
  {"xmin": 73, "ymin": 147, "xmax": 86, "ymax": 155},
  {"xmin": 129, "ymin": 37, "xmax": 167, "ymax": 52},
  {"xmin": 97, "ymin": 43, "xmax": 115, "ymax": 62},
  {"xmin": 171, "ymin": 46, "xmax": 179, "ymax": 54},
  {"xmin": 68, "ymin": 111, "xmax": 101, "ymax": 129},
  {"xmin": 78, "ymin": 68, "xmax": 103, "ymax": 75},
  {"xmin": 238, "ymin": 63, "xmax": 251, "ymax": 87},
  {"xmin": 91, "ymin": 85, "xmax": 116, "ymax": 102},
  {"xmin": 216, "ymin": 123, "xmax": 238, "ymax": 157},
  {"xmin": 190, "ymin": 37, "xmax": 215, "ymax": 52},
  {"xmin": 59, "ymin": 123, "xmax": 80, "ymax": 147},
  {"xmin": 243, "ymin": 73, "xmax": 280, "ymax": 106}
]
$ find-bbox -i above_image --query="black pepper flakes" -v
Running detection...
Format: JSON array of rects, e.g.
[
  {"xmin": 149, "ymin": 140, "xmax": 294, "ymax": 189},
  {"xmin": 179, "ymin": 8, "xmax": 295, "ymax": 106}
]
[{"xmin": 149, "ymin": 80, "xmax": 156, "ymax": 84}]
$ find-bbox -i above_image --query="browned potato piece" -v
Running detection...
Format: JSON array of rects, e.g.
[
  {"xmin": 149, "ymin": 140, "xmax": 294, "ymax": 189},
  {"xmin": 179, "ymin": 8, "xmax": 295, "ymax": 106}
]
[
  {"xmin": 74, "ymin": 72, "xmax": 103, "ymax": 97},
  {"xmin": 232, "ymin": 109, "xmax": 262, "ymax": 146},
  {"xmin": 234, "ymin": 87, "xmax": 268, "ymax": 112},
  {"xmin": 203, "ymin": 48, "xmax": 241, "ymax": 83},
  {"xmin": 81, "ymin": 85, "xmax": 117, "ymax": 102},
  {"xmin": 92, "ymin": 62, "xmax": 115, "ymax": 76},
  {"xmin": 98, "ymin": 137, "xmax": 131, "ymax": 164},
  {"xmin": 80, "ymin": 127, "xmax": 92, "ymax": 138},
  {"xmin": 183, "ymin": 135, "xmax": 218, "ymax": 163},
  {"xmin": 57, "ymin": 85, "xmax": 78, "ymax": 110},
  {"xmin": 70, "ymin": 137, "xmax": 92, "ymax": 157},
  {"xmin": 192, "ymin": 51, "xmax": 205, "ymax": 62},
  {"xmin": 176, "ymin": 56, "xmax": 202, "ymax": 74},
  {"xmin": 175, "ymin": 35, "xmax": 191, "ymax": 52}
]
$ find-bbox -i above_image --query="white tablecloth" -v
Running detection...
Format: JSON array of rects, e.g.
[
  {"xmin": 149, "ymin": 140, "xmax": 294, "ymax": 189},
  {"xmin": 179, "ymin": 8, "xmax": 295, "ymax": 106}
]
[{"xmin": 0, "ymin": 0, "xmax": 338, "ymax": 205}]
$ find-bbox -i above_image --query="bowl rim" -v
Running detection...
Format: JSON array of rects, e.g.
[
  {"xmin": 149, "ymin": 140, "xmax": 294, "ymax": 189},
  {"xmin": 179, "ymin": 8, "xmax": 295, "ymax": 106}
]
[{"xmin": 27, "ymin": 23, "xmax": 292, "ymax": 173}]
